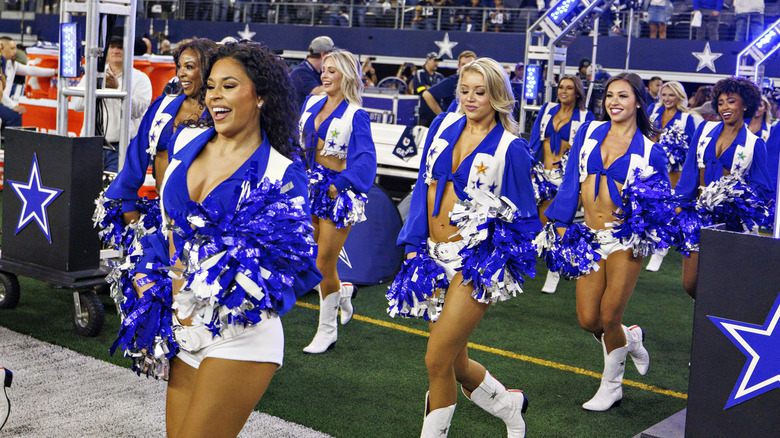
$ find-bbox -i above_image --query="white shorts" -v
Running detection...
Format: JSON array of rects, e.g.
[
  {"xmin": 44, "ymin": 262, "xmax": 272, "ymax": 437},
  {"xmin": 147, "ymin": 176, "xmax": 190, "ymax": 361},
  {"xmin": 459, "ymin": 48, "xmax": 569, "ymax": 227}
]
[
  {"xmin": 541, "ymin": 167, "xmax": 564, "ymax": 187},
  {"xmin": 427, "ymin": 238, "xmax": 466, "ymax": 281},
  {"xmin": 174, "ymin": 311, "xmax": 284, "ymax": 369},
  {"xmin": 591, "ymin": 228, "xmax": 630, "ymax": 260}
]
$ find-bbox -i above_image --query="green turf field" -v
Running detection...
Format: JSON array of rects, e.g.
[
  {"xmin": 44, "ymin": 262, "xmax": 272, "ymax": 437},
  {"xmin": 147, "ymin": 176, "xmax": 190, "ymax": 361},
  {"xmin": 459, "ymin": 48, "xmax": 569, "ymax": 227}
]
[{"xmin": 0, "ymin": 194, "xmax": 694, "ymax": 437}]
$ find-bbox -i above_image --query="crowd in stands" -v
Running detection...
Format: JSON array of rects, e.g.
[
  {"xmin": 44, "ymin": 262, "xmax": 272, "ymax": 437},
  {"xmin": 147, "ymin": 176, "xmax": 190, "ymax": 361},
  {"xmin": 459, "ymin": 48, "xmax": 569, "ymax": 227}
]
[{"xmin": 4, "ymin": 0, "xmax": 778, "ymax": 40}]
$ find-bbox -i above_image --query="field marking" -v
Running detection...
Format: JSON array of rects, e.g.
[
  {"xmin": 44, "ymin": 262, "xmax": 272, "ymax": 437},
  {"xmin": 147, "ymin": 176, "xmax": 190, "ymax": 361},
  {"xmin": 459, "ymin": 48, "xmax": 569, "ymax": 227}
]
[{"xmin": 296, "ymin": 301, "xmax": 688, "ymax": 400}]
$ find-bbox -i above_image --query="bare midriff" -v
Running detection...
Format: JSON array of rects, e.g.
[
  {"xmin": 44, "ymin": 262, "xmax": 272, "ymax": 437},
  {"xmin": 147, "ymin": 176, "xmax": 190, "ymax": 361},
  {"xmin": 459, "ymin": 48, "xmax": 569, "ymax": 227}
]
[
  {"xmin": 581, "ymin": 174, "xmax": 624, "ymax": 230},
  {"xmin": 427, "ymin": 180, "xmax": 462, "ymax": 244},
  {"xmin": 542, "ymin": 137, "xmax": 571, "ymax": 169}
]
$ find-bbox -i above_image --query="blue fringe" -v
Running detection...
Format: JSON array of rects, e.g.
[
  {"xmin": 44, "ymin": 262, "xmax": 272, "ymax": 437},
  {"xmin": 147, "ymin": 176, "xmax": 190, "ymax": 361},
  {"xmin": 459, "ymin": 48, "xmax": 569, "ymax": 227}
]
[
  {"xmin": 695, "ymin": 175, "xmax": 768, "ymax": 233},
  {"xmin": 94, "ymin": 194, "xmax": 162, "ymax": 252},
  {"xmin": 670, "ymin": 202, "xmax": 701, "ymax": 257},
  {"xmin": 658, "ymin": 126, "xmax": 688, "ymax": 172},
  {"xmin": 386, "ymin": 248, "xmax": 449, "ymax": 321},
  {"xmin": 531, "ymin": 164, "xmax": 559, "ymax": 204},
  {"xmin": 536, "ymin": 222, "xmax": 601, "ymax": 280},
  {"xmin": 308, "ymin": 162, "xmax": 367, "ymax": 228},
  {"xmin": 171, "ymin": 164, "xmax": 317, "ymax": 335},
  {"xmin": 612, "ymin": 168, "xmax": 677, "ymax": 258}
]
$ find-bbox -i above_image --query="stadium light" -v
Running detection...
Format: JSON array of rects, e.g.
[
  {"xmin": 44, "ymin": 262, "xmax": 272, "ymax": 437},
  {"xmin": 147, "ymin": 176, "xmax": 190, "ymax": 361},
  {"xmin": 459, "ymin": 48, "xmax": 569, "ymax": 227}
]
[
  {"xmin": 524, "ymin": 65, "xmax": 541, "ymax": 100},
  {"xmin": 59, "ymin": 22, "xmax": 81, "ymax": 78}
]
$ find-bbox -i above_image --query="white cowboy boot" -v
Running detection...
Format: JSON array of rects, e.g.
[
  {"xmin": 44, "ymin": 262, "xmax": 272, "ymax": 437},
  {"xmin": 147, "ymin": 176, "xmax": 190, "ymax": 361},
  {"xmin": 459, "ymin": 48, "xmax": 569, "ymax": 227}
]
[
  {"xmin": 541, "ymin": 270, "xmax": 560, "ymax": 294},
  {"xmin": 623, "ymin": 324, "xmax": 649, "ymax": 375},
  {"xmin": 582, "ymin": 338, "xmax": 627, "ymax": 411},
  {"xmin": 421, "ymin": 392, "xmax": 456, "ymax": 438},
  {"xmin": 465, "ymin": 371, "xmax": 528, "ymax": 438},
  {"xmin": 302, "ymin": 291, "xmax": 339, "ymax": 354},
  {"xmin": 338, "ymin": 282, "xmax": 357, "ymax": 325},
  {"xmin": 1, "ymin": 367, "xmax": 12, "ymax": 431},
  {"xmin": 645, "ymin": 248, "xmax": 668, "ymax": 272}
]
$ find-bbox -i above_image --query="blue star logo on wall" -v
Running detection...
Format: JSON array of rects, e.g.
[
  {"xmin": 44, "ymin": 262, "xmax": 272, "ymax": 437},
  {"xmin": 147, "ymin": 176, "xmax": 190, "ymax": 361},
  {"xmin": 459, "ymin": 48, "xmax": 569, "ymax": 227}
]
[
  {"xmin": 708, "ymin": 292, "xmax": 780, "ymax": 409},
  {"xmin": 7, "ymin": 154, "xmax": 62, "ymax": 243}
]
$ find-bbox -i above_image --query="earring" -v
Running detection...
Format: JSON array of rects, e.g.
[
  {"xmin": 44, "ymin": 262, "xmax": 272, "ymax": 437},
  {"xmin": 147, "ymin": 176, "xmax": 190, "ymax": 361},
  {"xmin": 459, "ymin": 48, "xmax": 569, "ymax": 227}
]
[{"xmin": 257, "ymin": 102, "xmax": 263, "ymax": 108}]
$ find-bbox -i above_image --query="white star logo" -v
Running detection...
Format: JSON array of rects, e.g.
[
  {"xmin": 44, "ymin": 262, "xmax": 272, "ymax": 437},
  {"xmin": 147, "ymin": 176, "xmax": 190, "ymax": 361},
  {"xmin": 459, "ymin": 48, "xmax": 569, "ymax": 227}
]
[
  {"xmin": 339, "ymin": 247, "xmax": 352, "ymax": 269},
  {"xmin": 692, "ymin": 42, "xmax": 722, "ymax": 73},
  {"xmin": 434, "ymin": 33, "xmax": 458, "ymax": 60},
  {"xmin": 8, "ymin": 154, "xmax": 63, "ymax": 243},
  {"xmin": 238, "ymin": 24, "xmax": 256, "ymax": 41}
]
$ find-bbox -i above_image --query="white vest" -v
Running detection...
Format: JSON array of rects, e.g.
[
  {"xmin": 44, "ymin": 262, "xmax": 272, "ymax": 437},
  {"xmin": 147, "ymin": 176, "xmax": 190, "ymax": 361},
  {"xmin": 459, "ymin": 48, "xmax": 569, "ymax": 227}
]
[
  {"xmin": 695, "ymin": 122, "xmax": 756, "ymax": 177},
  {"xmin": 577, "ymin": 121, "xmax": 657, "ymax": 193},
  {"xmin": 146, "ymin": 95, "xmax": 178, "ymax": 155},
  {"xmin": 538, "ymin": 103, "xmax": 588, "ymax": 146},
  {"xmin": 298, "ymin": 95, "xmax": 360, "ymax": 160},
  {"xmin": 424, "ymin": 112, "xmax": 515, "ymax": 197}
]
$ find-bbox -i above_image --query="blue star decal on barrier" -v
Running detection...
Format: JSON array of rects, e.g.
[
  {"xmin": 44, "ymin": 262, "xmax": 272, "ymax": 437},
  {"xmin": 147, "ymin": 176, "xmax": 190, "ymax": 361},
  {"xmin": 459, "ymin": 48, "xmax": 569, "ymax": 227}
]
[
  {"xmin": 708, "ymin": 291, "xmax": 780, "ymax": 409},
  {"xmin": 7, "ymin": 154, "xmax": 63, "ymax": 243}
]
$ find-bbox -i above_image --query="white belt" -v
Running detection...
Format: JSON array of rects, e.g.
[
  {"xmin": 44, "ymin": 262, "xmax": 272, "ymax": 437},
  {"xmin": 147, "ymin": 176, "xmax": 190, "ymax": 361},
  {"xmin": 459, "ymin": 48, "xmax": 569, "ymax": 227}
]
[
  {"xmin": 427, "ymin": 238, "xmax": 466, "ymax": 262},
  {"xmin": 173, "ymin": 310, "xmax": 273, "ymax": 353},
  {"xmin": 593, "ymin": 228, "xmax": 617, "ymax": 245}
]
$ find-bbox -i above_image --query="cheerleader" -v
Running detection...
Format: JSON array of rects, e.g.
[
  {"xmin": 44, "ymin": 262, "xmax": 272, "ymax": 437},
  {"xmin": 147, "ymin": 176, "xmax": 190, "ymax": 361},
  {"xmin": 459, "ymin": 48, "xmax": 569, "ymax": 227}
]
[
  {"xmin": 528, "ymin": 75, "xmax": 594, "ymax": 292},
  {"xmin": 110, "ymin": 42, "xmax": 321, "ymax": 437},
  {"xmin": 644, "ymin": 81, "xmax": 697, "ymax": 272},
  {"xmin": 300, "ymin": 49, "xmax": 377, "ymax": 354},
  {"xmin": 388, "ymin": 58, "xmax": 540, "ymax": 437},
  {"xmin": 95, "ymin": 39, "xmax": 217, "ymax": 252},
  {"xmin": 674, "ymin": 77, "xmax": 773, "ymax": 298},
  {"xmin": 544, "ymin": 73, "xmax": 671, "ymax": 411},
  {"xmin": 747, "ymin": 95, "xmax": 773, "ymax": 141}
]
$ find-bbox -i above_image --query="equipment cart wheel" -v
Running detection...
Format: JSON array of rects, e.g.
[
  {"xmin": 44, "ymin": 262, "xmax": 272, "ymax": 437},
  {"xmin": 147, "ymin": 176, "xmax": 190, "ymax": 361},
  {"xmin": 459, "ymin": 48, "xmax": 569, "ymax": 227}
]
[
  {"xmin": 0, "ymin": 273, "xmax": 21, "ymax": 309},
  {"xmin": 72, "ymin": 290, "xmax": 105, "ymax": 337}
]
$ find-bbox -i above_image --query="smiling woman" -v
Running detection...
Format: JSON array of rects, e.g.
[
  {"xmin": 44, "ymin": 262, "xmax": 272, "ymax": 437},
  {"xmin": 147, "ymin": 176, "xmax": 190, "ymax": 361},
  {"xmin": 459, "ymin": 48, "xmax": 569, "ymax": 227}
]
[{"xmin": 109, "ymin": 42, "xmax": 322, "ymax": 438}]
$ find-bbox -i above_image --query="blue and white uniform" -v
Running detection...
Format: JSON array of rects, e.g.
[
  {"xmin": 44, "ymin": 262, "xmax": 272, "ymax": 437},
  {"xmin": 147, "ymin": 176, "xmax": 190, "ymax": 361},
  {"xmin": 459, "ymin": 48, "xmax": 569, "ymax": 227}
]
[
  {"xmin": 766, "ymin": 123, "xmax": 780, "ymax": 189},
  {"xmin": 747, "ymin": 118, "xmax": 771, "ymax": 142},
  {"xmin": 675, "ymin": 121, "xmax": 772, "ymax": 204},
  {"xmin": 388, "ymin": 112, "xmax": 540, "ymax": 321},
  {"xmin": 528, "ymin": 103, "xmax": 594, "ymax": 203},
  {"xmin": 299, "ymin": 95, "xmax": 377, "ymax": 228},
  {"xmin": 648, "ymin": 104, "xmax": 697, "ymax": 172},
  {"xmin": 544, "ymin": 121, "xmax": 671, "ymax": 260}
]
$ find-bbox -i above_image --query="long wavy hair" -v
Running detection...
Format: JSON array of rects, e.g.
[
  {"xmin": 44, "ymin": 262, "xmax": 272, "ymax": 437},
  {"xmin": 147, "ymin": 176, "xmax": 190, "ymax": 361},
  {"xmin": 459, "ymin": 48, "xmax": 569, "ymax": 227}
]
[
  {"xmin": 601, "ymin": 72, "xmax": 659, "ymax": 139},
  {"xmin": 659, "ymin": 81, "xmax": 690, "ymax": 114},
  {"xmin": 457, "ymin": 57, "xmax": 518, "ymax": 135},
  {"xmin": 754, "ymin": 95, "xmax": 773, "ymax": 126},
  {"xmin": 322, "ymin": 50, "xmax": 364, "ymax": 106},
  {"xmin": 557, "ymin": 75, "xmax": 586, "ymax": 111},
  {"xmin": 205, "ymin": 42, "xmax": 301, "ymax": 160},
  {"xmin": 172, "ymin": 38, "xmax": 218, "ymax": 99}
]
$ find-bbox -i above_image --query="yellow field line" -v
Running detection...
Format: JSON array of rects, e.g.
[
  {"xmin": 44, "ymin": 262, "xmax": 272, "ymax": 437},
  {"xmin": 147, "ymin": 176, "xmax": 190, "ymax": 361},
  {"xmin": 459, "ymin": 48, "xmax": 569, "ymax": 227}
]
[{"xmin": 295, "ymin": 302, "xmax": 687, "ymax": 400}]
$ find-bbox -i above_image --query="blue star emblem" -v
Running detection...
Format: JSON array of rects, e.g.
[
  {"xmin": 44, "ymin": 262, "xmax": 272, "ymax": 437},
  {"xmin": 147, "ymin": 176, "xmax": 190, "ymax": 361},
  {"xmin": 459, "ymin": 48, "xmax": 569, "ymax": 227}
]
[
  {"xmin": 150, "ymin": 132, "xmax": 157, "ymax": 142},
  {"xmin": 328, "ymin": 140, "xmax": 337, "ymax": 148},
  {"xmin": 488, "ymin": 182, "xmax": 497, "ymax": 193},
  {"xmin": 708, "ymin": 292, "xmax": 780, "ymax": 409},
  {"xmin": 473, "ymin": 178, "xmax": 482, "ymax": 189},
  {"xmin": 154, "ymin": 118, "xmax": 163, "ymax": 127},
  {"xmin": 339, "ymin": 143, "xmax": 347, "ymax": 151},
  {"xmin": 7, "ymin": 154, "xmax": 63, "ymax": 243}
]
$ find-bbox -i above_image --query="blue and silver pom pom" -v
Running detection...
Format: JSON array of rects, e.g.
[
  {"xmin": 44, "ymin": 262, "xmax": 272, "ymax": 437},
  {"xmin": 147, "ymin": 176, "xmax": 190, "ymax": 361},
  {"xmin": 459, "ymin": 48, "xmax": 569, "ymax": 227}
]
[
  {"xmin": 308, "ymin": 163, "xmax": 368, "ymax": 228},
  {"xmin": 658, "ymin": 125, "xmax": 688, "ymax": 172},
  {"xmin": 386, "ymin": 248, "xmax": 449, "ymax": 321},
  {"xmin": 450, "ymin": 191, "xmax": 537, "ymax": 303},
  {"xmin": 535, "ymin": 221, "xmax": 601, "ymax": 280}
]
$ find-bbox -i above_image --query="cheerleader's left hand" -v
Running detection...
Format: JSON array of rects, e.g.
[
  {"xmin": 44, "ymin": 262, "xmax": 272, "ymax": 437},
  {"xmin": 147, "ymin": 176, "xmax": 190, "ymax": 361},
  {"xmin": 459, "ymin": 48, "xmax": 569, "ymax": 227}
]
[{"xmin": 328, "ymin": 184, "xmax": 339, "ymax": 200}]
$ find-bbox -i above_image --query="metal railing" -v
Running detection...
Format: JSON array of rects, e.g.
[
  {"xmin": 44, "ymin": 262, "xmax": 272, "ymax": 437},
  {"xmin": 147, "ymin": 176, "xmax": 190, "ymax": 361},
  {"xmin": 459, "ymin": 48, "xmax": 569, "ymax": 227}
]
[{"xmin": 30, "ymin": 0, "xmax": 780, "ymax": 40}]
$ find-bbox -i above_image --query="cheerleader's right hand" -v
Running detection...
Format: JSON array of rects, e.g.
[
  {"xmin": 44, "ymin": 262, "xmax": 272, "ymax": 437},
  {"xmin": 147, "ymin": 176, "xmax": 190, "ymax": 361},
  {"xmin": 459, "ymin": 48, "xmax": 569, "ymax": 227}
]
[{"xmin": 407, "ymin": 252, "xmax": 417, "ymax": 259}]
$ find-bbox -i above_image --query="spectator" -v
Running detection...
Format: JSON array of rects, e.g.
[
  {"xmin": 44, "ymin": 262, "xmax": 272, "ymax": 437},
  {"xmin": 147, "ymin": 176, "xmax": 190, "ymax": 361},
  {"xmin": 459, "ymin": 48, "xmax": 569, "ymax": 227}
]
[
  {"xmin": 72, "ymin": 36, "xmax": 153, "ymax": 172},
  {"xmin": 461, "ymin": 0, "xmax": 483, "ymax": 31},
  {"xmin": 734, "ymin": 0, "xmax": 764, "ymax": 42},
  {"xmin": 413, "ymin": 0, "xmax": 438, "ymax": 30},
  {"xmin": 159, "ymin": 39, "xmax": 172, "ymax": 56},
  {"xmin": 692, "ymin": 0, "xmax": 723, "ymax": 41},
  {"xmin": 289, "ymin": 35, "xmax": 335, "ymax": 111},
  {"xmin": 577, "ymin": 57, "xmax": 591, "ymax": 82},
  {"xmin": 142, "ymin": 37, "xmax": 152, "ymax": 55},
  {"xmin": 362, "ymin": 57, "xmax": 378, "ymax": 86},
  {"xmin": 420, "ymin": 50, "xmax": 477, "ymax": 119},
  {"xmin": 647, "ymin": 0, "xmax": 673, "ymax": 39},
  {"xmin": 489, "ymin": 0, "xmax": 507, "ymax": 32},
  {"xmin": 510, "ymin": 61, "xmax": 523, "ymax": 83},
  {"xmin": 0, "ymin": 36, "xmax": 57, "ymax": 131},
  {"xmin": 646, "ymin": 76, "xmax": 662, "ymax": 108},
  {"xmin": 329, "ymin": 7, "xmax": 350, "ymax": 26},
  {"xmin": 395, "ymin": 61, "xmax": 416, "ymax": 93},
  {"xmin": 412, "ymin": 52, "xmax": 444, "ymax": 126}
]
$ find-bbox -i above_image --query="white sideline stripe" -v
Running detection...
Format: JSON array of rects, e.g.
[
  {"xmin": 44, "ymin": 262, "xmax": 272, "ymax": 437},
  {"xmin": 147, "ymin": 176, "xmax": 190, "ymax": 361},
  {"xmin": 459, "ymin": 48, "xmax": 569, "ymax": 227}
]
[{"xmin": 0, "ymin": 327, "xmax": 332, "ymax": 438}]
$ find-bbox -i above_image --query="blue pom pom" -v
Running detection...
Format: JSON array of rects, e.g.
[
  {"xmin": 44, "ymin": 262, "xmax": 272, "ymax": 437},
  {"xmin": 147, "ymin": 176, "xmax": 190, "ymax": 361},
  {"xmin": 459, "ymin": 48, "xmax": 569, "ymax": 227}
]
[
  {"xmin": 658, "ymin": 125, "xmax": 689, "ymax": 172},
  {"xmin": 536, "ymin": 222, "xmax": 601, "ymax": 279},
  {"xmin": 696, "ymin": 174, "xmax": 768, "ymax": 233},
  {"xmin": 308, "ymin": 163, "xmax": 367, "ymax": 228},
  {"xmin": 531, "ymin": 164, "xmax": 559, "ymax": 204},
  {"xmin": 386, "ymin": 248, "xmax": 449, "ymax": 321},
  {"xmin": 612, "ymin": 168, "xmax": 677, "ymax": 258}
]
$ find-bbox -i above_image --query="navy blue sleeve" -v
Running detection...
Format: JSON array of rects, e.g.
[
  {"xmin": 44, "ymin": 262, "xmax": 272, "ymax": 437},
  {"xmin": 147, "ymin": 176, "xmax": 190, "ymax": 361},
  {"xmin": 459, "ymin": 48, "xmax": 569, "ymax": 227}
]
[
  {"xmin": 502, "ymin": 138, "xmax": 543, "ymax": 233},
  {"xmin": 104, "ymin": 94, "xmax": 165, "ymax": 212},
  {"xmin": 398, "ymin": 113, "xmax": 445, "ymax": 253},
  {"xmin": 428, "ymin": 75, "xmax": 457, "ymax": 101},
  {"xmin": 544, "ymin": 120, "xmax": 588, "ymax": 226},
  {"xmin": 528, "ymin": 103, "xmax": 546, "ymax": 163},
  {"xmin": 290, "ymin": 67, "xmax": 321, "ymax": 110},
  {"xmin": 331, "ymin": 109, "xmax": 377, "ymax": 194},
  {"xmin": 674, "ymin": 122, "xmax": 705, "ymax": 202}
]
